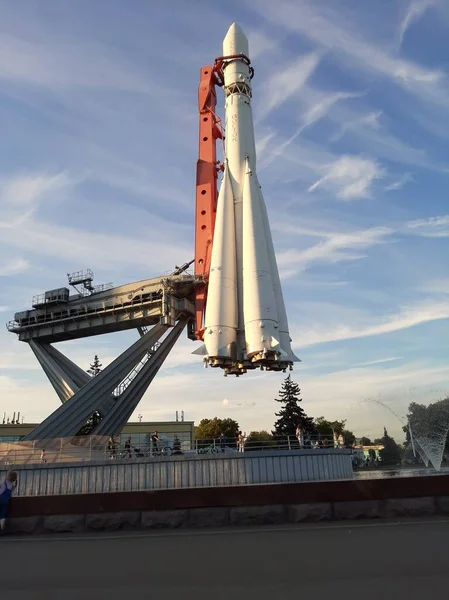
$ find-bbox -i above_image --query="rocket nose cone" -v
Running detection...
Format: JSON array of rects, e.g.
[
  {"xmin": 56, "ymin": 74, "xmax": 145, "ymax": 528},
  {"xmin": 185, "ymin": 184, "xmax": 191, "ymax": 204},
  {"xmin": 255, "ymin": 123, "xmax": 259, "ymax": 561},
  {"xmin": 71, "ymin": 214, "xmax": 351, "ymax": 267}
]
[{"xmin": 223, "ymin": 22, "xmax": 249, "ymax": 57}]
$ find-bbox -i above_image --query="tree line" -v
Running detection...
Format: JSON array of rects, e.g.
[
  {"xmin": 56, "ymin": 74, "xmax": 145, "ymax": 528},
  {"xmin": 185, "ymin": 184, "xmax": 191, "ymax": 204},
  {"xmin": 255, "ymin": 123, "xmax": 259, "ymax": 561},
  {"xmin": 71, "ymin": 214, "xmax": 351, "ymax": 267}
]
[
  {"xmin": 80, "ymin": 354, "xmax": 419, "ymax": 466},
  {"xmin": 195, "ymin": 375, "xmax": 357, "ymax": 446},
  {"xmin": 195, "ymin": 374, "xmax": 405, "ymax": 465}
]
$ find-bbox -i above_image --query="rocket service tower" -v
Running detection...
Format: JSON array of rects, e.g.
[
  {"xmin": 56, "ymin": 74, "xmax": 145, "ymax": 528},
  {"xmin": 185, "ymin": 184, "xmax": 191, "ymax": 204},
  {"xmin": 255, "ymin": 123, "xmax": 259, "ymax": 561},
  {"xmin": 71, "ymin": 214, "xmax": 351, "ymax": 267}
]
[{"xmin": 194, "ymin": 23, "xmax": 299, "ymax": 376}]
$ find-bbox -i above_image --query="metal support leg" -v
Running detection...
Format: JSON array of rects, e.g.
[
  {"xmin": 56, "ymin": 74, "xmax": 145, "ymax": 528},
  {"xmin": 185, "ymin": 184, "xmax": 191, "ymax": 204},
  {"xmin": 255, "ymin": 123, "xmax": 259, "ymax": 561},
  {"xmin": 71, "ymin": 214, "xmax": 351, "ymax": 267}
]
[
  {"xmin": 24, "ymin": 324, "xmax": 168, "ymax": 440},
  {"xmin": 45, "ymin": 343, "xmax": 134, "ymax": 419},
  {"xmin": 44, "ymin": 344, "xmax": 91, "ymax": 389},
  {"xmin": 93, "ymin": 319, "xmax": 186, "ymax": 436},
  {"xmin": 28, "ymin": 340, "xmax": 80, "ymax": 403}
]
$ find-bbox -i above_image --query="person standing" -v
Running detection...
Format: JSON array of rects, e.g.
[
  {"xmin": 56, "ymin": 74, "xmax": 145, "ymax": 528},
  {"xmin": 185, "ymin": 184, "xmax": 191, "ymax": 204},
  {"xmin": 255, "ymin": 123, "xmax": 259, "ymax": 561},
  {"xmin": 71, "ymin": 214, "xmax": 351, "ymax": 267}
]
[
  {"xmin": 108, "ymin": 436, "xmax": 117, "ymax": 459},
  {"xmin": 218, "ymin": 432, "xmax": 226, "ymax": 452},
  {"xmin": 296, "ymin": 424, "xmax": 304, "ymax": 448},
  {"xmin": 152, "ymin": 431, "xmax": 160, "ymax": 455},
  {"xmin": 235, "ymin": 430, "xmax": 240, "ymax": 451},
  {"xmin": 0, "ymin": 471, "xmax": 18, "ymax": 536},
  {"xmin": 237, "ymin": 431, "xmax": 246, "ymax": 453},
  {"xmin": 124, "ymin": 436, "xmax": 132, "ymax": 459}
]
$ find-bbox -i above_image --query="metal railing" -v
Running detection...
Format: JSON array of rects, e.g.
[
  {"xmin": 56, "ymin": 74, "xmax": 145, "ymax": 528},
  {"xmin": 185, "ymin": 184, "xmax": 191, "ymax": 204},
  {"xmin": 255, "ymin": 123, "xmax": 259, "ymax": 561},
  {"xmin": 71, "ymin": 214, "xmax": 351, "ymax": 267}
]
[
  {"xmin": 193, "ymin": 434, "xmax": 349, "ymax": 454},
  {"xmin": 0, "ymin": 434, "xmax": 350, "ymax": 467},
  {"xmin": 0, "ymin": 436, "xmax": 110, "ymax": 467}
]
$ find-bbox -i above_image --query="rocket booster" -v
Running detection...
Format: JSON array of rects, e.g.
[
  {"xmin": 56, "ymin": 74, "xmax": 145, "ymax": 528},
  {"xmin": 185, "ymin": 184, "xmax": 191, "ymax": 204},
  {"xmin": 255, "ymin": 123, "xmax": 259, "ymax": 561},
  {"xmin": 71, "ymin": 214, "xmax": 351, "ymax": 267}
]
[{"xmin": 201, "ymin": 23, "xmax": 297, "ymax": 376}]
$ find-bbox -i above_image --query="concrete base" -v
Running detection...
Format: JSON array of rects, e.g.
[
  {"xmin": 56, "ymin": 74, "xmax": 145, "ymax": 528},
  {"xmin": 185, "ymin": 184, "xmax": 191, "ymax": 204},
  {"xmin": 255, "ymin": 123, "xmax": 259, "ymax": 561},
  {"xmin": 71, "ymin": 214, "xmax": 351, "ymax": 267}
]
[
  {"xmin": 3, "ymin": 497, "xmax": 446, "ymax": 535},
  {"xmin": 4, "ymin": 474, "xmax": 449, "ymax": 535}
]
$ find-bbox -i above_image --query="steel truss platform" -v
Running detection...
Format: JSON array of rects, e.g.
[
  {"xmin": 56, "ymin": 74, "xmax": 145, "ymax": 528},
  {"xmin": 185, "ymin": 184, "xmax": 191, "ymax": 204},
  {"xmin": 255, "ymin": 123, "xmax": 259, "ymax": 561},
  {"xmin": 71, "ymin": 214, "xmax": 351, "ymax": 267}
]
[
  {"xmin": 7, "ymin": 274, "xmax": 196, "ymax": 343},
  {"xmin": 7, "ymin": 274, "xmax": 196, "ymax": 440}
]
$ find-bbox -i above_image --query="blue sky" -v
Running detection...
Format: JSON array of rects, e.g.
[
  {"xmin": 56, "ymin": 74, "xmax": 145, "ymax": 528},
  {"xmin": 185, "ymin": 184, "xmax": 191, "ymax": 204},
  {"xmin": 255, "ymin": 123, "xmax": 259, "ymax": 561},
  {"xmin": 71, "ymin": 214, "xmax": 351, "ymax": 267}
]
[{"xmin": 1, "ymin": 0, "xmax": 448, "ymax": 441}]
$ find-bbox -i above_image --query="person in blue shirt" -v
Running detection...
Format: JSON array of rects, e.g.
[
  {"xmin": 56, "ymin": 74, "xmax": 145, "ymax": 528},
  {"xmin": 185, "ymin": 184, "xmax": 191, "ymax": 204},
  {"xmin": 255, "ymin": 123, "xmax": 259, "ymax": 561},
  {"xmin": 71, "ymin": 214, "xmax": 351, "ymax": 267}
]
[{"xmin": 0, "ymin": 470, "xmax": 18, "ymax": 535}]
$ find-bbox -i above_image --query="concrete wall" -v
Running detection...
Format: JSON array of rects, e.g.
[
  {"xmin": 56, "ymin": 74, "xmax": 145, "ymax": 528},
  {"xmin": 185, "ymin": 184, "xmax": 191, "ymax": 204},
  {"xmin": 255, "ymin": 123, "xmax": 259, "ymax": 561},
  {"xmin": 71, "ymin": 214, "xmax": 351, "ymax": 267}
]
[
  {"xmin": 6, "ymin": 474, "xmax": 449, "ymax": 534},
  {"xmin": 0, "ymin": 450, "xmax": 353, "ymax": 497}
]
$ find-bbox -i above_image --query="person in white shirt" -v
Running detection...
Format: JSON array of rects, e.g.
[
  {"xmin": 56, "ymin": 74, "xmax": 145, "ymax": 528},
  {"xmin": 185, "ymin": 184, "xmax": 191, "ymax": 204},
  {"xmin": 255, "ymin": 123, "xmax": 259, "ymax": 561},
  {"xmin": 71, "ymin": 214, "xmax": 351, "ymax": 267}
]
[{"xmin": 296, "ymin": 425, "xmax": 304, "ymax": 448}]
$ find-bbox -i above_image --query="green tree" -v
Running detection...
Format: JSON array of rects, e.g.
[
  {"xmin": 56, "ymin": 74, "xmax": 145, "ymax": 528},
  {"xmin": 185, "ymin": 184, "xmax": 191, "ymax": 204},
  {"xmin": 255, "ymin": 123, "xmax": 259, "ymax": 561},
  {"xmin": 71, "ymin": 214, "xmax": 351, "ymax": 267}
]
[
  {"xmin": 272, "ymin": 375, "xmax": 314, "ymax": 436},
  {"xmin": 361, "ymin": 437, "xmax": 372, "ymax": 446},
  {"xmin": 87, "ymin": 355, "xmax": 102, "ymax": 377},
  {"xmin": 76, "ymin": 356, "xmax": 103, "ymax": 436},
  {"xmin": 172, "ymin": 435, "xmax": 183, "ymax": 455},
  {"xmin": 245, "ymin": 430, "xmax": 275, "ymax": 451},
  {"xmin": 195, "ymin": 417, "xmax": 239, "ymax": 440},
  {"xmin": 403, "ymin": 398, "xmax": 449, "ymax": 455},
  {"xmin": 379, "ymin": 427, "xmax": 402, "ymax": 465},
  {"xmin": 314, "ymin": 417, "xmax": 355, "ymax": 448}
]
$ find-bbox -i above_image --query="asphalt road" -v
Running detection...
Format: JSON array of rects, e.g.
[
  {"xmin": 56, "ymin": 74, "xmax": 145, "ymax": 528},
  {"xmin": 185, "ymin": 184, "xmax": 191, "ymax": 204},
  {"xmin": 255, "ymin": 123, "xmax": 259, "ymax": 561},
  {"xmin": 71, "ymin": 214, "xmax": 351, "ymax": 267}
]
[{"xmin": 1, "ymin": 519, "xmax": 449, "ymax": 599}]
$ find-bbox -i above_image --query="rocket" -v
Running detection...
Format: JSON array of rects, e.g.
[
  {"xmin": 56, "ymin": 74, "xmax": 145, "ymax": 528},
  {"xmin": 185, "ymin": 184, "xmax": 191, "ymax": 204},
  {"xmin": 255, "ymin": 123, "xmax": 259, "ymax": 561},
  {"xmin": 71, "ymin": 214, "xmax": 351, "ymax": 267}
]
[{"xmin": 197, "ymin": 23, "xmax": 298, "ymax": 376}]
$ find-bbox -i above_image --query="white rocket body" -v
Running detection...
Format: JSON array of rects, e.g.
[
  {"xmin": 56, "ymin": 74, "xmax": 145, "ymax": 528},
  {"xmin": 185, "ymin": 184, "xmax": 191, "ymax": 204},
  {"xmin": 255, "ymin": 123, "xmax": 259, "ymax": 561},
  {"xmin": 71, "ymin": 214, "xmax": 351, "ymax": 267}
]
[
  {"xmin": 203, "ymin": 166, "xmax": 238, "ymax": 364},
  {"xmin": 201, "ymin": 23, "xmax": 297, "ymax": 375}
]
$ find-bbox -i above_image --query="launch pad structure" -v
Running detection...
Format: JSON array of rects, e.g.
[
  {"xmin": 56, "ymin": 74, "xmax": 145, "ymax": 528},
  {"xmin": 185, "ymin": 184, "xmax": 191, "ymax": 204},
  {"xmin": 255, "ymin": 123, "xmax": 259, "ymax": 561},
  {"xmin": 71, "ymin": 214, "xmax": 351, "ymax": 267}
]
[{"xmin": 7, "ymin": 23, "xmax": 297, "ymax": 441}]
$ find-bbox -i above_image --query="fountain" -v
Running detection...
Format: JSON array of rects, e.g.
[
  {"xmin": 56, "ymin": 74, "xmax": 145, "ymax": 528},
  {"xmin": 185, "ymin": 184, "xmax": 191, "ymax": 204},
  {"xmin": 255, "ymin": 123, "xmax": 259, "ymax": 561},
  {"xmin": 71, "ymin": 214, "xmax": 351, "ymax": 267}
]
[{"xmin": 357, "ymin": 392, "xmax": 449, "ymax": 472}]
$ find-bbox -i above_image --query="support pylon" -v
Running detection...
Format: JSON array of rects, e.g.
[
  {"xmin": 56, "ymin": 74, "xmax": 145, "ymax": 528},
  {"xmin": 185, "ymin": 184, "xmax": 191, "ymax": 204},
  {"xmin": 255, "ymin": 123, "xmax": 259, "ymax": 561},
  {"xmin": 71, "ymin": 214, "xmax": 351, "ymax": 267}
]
[
  {"xmin": 28, "ymin": 340, "xmax": 81, "ymax": 403},
  {"xmin": 93, "ymin": 319, "xmax": 186, "ymax": 436},
  {"xmin": 44, "ymin": 344, "xmax": 91, "ymax": 390},
  {"xmin": 24, "ymin": 323, "xmax": 168, "ymax": 440}
]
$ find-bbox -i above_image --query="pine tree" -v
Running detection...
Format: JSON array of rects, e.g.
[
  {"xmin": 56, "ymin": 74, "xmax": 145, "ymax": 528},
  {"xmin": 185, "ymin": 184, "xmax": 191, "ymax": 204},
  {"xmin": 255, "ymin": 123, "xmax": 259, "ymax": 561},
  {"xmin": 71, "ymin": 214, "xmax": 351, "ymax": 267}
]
[
  {"xmin": 77, "ymin": 355, "xmax": 102, "ymax": 436},
  {"xmin": 272, "ymin": 375, "xmax": 315, "ymax": 436},
  {"xmin": 87, "ymin": 355, "xmax": 102, "ymax": 377},
  {"xmin": 379, "ymin": 427, "xmax": 402, "ymax": 465},
  {"xmin": 172, "ymin": 435, "xmax": 183, "ymax": 455}
]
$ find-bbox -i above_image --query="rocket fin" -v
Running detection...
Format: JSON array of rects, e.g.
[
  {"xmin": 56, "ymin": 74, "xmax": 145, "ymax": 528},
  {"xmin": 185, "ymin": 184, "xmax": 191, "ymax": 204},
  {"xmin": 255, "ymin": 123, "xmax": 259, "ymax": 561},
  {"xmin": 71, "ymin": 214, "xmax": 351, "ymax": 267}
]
[{"xmin": 192, "ymin": 344, "xmax": 208, "ymax": 356}]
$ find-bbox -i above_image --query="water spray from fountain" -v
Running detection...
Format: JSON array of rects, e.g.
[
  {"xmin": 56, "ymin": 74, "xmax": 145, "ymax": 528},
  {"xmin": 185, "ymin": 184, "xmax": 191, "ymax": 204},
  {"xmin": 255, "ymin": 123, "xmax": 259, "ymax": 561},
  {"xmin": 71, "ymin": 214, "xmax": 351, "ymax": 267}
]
[{"xmin": 360, "ymin": 390, "xmax": 449, "ymax": 471}]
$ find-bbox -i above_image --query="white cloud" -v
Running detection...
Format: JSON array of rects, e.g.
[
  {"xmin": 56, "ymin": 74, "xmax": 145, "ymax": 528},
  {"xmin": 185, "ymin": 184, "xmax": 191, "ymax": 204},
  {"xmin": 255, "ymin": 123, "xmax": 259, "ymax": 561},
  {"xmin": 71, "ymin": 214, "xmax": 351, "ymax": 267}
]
[
  {"xmin": 398, "ymin": 1, "xmax": 436, "ymax": 48},
  {"xmin": 406, "ymin": 215, "xmax": 449, "ymax": 237},
  {"xmin": 331, "ymin": 111, "xmax": 383, "ymax": 142},
  {"xmin": 0, "ymin": 306, "xmax": 9, "ymax": 313},
  {"xmin": 301, "ymin": 91, "xmax": 362, "ymax": 131},
  {"xmin": 300, "ymin": 361, "xmax": 449, "ymax": 439},
  {"xmin": 246, "ymin": 29, "xmax": 278, "ymax": 59},
  {"xmin": 0, "ymin": 34, "xmax": 155, "ymax": 93},
  {"xmin": 308, "ymin": 155, "xmax": 385, "ymax": 200},
  {"xmin": 384, "ymin": 172, "xmax": 413, "ymax": 191},
  {"xmin": 327, "ymin": 106, "xmax": 440, "ymax": 171},
  {"xmin": 293, "ymin": 300, "xmax": 449, "ymax": 348},
  {"xmin": 255, "ymin": 131, "xmax": 276, "ymax": 159},
  {"xmin": 0, "ymin": 215, "xmax": 191, "ymax": 274},
  {"xmin": 251, "ymin": 0, "xmax": 445, "ymax": 103},
  {"xmin": 0, "ymin": 258, "xmax": 29, "ymax": 276},
  {"xmin": 416, "ymin": 278, "xmax": 449, "ymax": 295},
  {"xmin": 0, "ymin": 172, "xmax": 72, "ymax": 207},
  {"xmin": 257, "ymin": 51, "xmax": 322, "ymax": 120},
  {"xmin": 264, "ymin": 91, "xmax": 362, "ymax": 164},
  {"xmin": 276, "ymin": 225, "xmax": 392, "ymax": 277},
  {"xmin": 354, "ymin": 357, "xmax": 404, "ymax": 367},
  {"xmin": 222, "ymin": 398, "xmax": 229, "ymax": 407}
]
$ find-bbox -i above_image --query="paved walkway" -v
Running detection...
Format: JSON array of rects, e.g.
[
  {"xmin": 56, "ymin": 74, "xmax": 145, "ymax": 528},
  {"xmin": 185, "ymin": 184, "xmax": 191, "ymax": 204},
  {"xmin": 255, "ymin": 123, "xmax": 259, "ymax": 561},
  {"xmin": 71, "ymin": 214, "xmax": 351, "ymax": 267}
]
[{"xmin": 2, "ymin": 519, "xmax": 449, "ymax": 599}]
